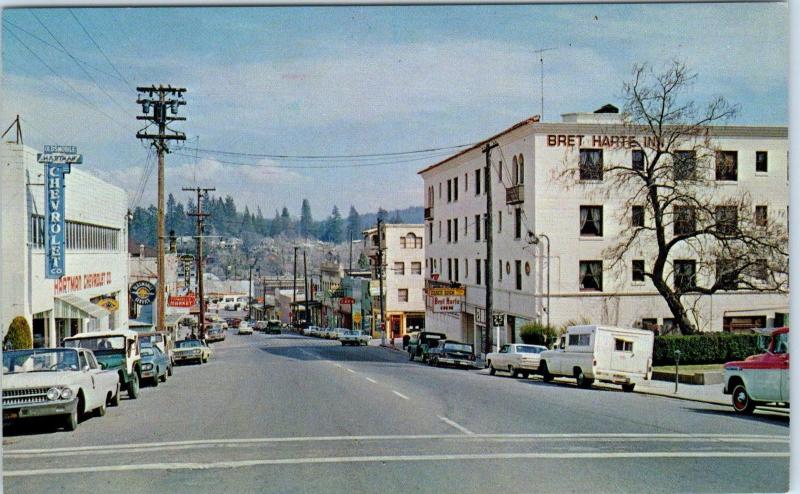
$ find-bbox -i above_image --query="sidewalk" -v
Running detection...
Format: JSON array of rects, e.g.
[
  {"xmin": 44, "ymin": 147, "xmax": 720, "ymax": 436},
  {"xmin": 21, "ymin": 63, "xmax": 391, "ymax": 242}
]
[{"xmin": 596, "ymin": 379, "xmax": 729, "ymax": 406}]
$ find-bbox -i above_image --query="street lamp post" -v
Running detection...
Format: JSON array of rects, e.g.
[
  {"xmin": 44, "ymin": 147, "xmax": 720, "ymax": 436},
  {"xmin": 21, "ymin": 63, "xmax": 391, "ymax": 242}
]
[
  {"xmin": 529, "ymin": 232, "xmax": 551, "ymax": 328},
  {"xmin": 248, "ymin": 260, "xmax": 256, "ymax": 320}
]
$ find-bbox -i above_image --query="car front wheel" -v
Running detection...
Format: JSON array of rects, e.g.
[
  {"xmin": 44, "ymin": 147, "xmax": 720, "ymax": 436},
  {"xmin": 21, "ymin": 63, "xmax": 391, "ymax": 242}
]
[
  {"xmin": 488, "ymin": 361, "xmax": 496, "ymax": 375},
  {"xmin": 128, "ymin": 374, "xmax": 140, "ymax": 399},
  {"xmin": 64, "ymin": 407, "xmax": 79, "ymax": 431},
  {"xmin": 621, "ymin": 383, "xmax": 636, "ymax": 392},
  {"xmin": 575, "ymin": 368, "xmax": 593, "ymax": 388},
  {"xmin": 540, "ymin": 362, "xmax": 554, "ymax": 382},
  {"xmin": 732, "ymin": 383, "xmax": 756, "ymax": 415}
]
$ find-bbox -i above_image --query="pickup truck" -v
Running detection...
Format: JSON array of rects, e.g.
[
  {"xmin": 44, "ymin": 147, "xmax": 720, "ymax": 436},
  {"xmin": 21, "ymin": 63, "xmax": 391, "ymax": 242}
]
[
  {"xmin": 63, "ymin": 329, "xmax": 143, "ymax": 400},
  {"xmin": 538, "ymin": 325, "xmax": 654, "ymax": 391},
  {"xmin": 723, "ymin": 327, "xmax": 789, "ymax": 414},
  {"xmin": 340, "ymin": 330, "xmax": 370, "ymax": 346},
  {"xmin": 3, "ymin": 348, "xmax": 120, "ymax": 431},
  {"xmin": 407, "ymin": 331, "xmax": 447, "ymax": 363}
]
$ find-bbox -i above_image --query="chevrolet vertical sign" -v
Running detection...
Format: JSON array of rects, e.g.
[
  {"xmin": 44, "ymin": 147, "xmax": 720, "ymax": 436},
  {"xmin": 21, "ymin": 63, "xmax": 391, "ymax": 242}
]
[{"xmin": 38, "ymin": 145, "xmax": 82, "ymax": 279}]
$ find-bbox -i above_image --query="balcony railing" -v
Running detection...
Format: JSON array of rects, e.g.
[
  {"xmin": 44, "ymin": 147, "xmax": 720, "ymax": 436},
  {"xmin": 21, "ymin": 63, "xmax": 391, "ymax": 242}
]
[
  {"xmin": 506, "ymin": 184, "xmax": 524, "ymax": 205},
  {"xmin": 424, "ymin": 206, "xmax": 433, "ymax": 220}
]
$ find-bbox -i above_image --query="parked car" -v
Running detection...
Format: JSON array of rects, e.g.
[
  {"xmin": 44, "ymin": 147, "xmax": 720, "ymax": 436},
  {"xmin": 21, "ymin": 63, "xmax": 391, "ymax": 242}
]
[
  {"xmin": 486, "ymin": 344, "xmax": 548, "ymax": 378},
  {"xmin": 140, "ymin": 345, "xmax": 170, "ymax": 386},
  {"xmin": 302, "ymin": 326, "xmax": 315, "ymax": 336},
  {"xmin": 538, "ymin": 325, "xmax": 654, "ymax": 391},
  {"xmin": 265, "ymin": 320, "xmax": 282, "ymax": 335},
  {"xmin": 254, "ymin": 320, "xmax": 268, "ymax": 332},
  {"xmin": 174, "ymin": 339, "xmax": 213, "ymax": 365},
  {"xmin": 226, "ymin": 318, "xmax": 242, "ymax": 329},
  {"xmin": 63, "ymin": 329, "xmax": 143, "ymax": 399},
  {"xmin": 331, "ymin": 328, "xmax": 349, "ymax": 340},
  {"xmin": 723, "ymin": 327, "xmax": 790, "ymax": 414},
  {"xmin": 238, "ymin": 322, "xmax": 253, "ymax": 335},
  {"xmin": 340, "ymin": 330, "xmax": 370, "ymax": 346},
  {"xmin": 408, "ymin": 331, "xmax": 447, "ymax": 362},
  {"xmin": 135, "ymin": 331, "xmax": 174, "ymax": 371},
  {"xmin": 3, "ymin": 348, "xmax": 120, "ymax": 431},
  {"xmin": 205, "ymin": 325, "xmax": 226, "ymax": 343},
  {"xmin": 427, "ymin": 340, "xmax": 477, "ymax": 368}
]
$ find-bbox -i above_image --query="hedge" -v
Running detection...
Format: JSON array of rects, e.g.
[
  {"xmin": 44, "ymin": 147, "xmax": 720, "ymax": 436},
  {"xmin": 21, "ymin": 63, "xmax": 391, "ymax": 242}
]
[
  {"xmin": 5, "ymin": 316, "xmax": 33, "ymax": 350},
  {"xmin": 653, "ymin": 333, "xmax": 761, "ymax": 366},
  {"xmin": 519, "ymin": 322, "xmax": 558, "ymax": 346}
]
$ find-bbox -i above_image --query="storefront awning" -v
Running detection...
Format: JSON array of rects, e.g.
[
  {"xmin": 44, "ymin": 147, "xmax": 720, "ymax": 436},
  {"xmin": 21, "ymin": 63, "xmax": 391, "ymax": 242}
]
[{"xmin": 55, "ymin": 294, "xmax": 109, "ymax": 320}]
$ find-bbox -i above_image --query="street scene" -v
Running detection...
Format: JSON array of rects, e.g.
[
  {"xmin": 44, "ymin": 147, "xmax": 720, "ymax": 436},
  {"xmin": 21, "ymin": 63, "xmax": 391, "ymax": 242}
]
[{"xmin": 0, "ymin": 3, "xmax": 792, "ymax": 493}]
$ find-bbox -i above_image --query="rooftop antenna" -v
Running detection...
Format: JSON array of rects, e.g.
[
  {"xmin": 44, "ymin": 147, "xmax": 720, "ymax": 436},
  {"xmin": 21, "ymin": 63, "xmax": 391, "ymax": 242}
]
[
  {"xmin": 2, "ymin": 114, "xmax": 23, "ymax": 144},
  {"xmin": 534, "ymin": 48, "xmax": 557, "ymax": 121}
]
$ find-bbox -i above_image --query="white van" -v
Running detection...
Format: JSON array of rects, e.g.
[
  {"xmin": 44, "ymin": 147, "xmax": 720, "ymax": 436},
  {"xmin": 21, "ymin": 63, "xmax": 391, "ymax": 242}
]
[{"xmin": 538, "ymin": 325, "xmax": 654, "ymax": 392}]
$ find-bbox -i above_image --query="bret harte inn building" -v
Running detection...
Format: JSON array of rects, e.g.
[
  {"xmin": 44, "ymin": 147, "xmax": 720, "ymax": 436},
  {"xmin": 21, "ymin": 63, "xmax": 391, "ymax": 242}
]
[{"xmin": 419, "ymin": 106, "xmax": 788, "ymax": 353}]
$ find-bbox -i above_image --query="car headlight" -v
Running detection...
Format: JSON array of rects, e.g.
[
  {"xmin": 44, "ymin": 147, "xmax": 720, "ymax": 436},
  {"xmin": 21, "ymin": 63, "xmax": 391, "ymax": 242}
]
[
  {"xmin": 46, "ymin": 387, "xmax": 61, "ymax": 401},
  {"xmin": 142, "ymin": 363, "xmax": 153, "ymax": 371},
  {"xmin": 60, "ymin": 387, "xmax": 73, "ymax": 400}
]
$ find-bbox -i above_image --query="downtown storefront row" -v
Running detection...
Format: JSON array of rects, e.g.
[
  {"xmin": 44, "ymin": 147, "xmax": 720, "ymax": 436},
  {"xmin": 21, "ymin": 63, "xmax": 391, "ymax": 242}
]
[{"xmin": 1, "ymin": 143, "xmax": 130, "ymax": 347}]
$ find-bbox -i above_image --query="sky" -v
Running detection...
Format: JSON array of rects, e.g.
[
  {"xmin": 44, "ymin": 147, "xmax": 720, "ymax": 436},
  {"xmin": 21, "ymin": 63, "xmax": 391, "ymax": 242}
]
[{"xmin": 1, "ymin": 3, "xmax": 789, "ymax": 218}]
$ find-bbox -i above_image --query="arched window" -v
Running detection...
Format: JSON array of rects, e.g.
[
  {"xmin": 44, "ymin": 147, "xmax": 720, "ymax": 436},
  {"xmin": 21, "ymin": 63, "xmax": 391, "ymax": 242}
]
[
  {"xmin": 518, "ymin": 154, "xmax": 524, "ymax": 184},
  {"xmin": 406, "ymin": 232, "xmax": 421, "ymax": 248},
  {"xmin": 512, "ymin": 156, "xmax": 518, "ymax": 185}
]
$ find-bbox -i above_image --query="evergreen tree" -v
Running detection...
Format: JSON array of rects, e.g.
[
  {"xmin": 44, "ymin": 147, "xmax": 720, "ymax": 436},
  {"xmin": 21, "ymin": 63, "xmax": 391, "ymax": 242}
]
[
  {"xmin": 346, "ymin": 206, "xmax": 361, "ymax": 240},
  {"xmin": 389, "ymin": 210, "xmax": 403, "ymax": 224},
  {"xmin": 300, "ymin": 199, "xmax": 314, "ymax": 238},
  {"xmin": 280, "ymin": 207, "xmax": 294, "ymax": 237},
  {"xmin": 377, "ymin": 208, "xmax": 388, "ymax": 224},
  {"xmin": 269, "ymin": 209, "xmax": 282, "ymax": 237},
  {"xmin": 255, "ymin": 206, "xmax": 267, "ymax": 235},
  {"xmin": 322, "ymin": 205, "xmax": 343, "ymax": 243}
]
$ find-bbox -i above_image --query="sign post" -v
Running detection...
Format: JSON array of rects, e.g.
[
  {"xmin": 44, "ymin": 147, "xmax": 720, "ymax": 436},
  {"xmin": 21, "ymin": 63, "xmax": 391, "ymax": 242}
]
[
  {"xmin": 492, "ymin": 313, "xmax": 505, "ymax": 353},
  {"xmin": 39, "ymin": 145, "xmax": 82, "ymax": 279}
]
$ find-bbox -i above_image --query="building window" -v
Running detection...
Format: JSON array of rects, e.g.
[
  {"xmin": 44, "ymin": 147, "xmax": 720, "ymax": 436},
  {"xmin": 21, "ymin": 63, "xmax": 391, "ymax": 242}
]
[
  {"xmin": 579, "ymin": 260, "xmax": 603, "ymax": 291},
  {"xmin": 464, "ymin": 172, "xmax": 468, "ymax": 191},
  {"xmin": 447, "ymin": 179, "xmax": 452, "ymax": 203},
  {"xmin": 514, "ymin": 208, "xmax": 522, "ymax": 239},
  {"xmin": 715, "ymin": 151, "xmax": 738, "ymax": 181},
  {"xmin": 413, "ymin": 261, "xmax": 422, "ymax": 276},
  {"xmin": 475, "ymin": 258, "xmax": 482, "ymax": 285},
  {"xmin": 715, "ymin": 206, "xmax": 739, "ymax": 235},
  {"xmin": 475, "ymin": 214, "xmax": 481, "ymax": 242},
  {"xmin": 632, "ymin": 260, "xmax": 645, "ymax": 282},
  {"xmin": 579, "ymin": 206, "xmax": 603, "ymax": 236},
  {"xmin": 394, "ymin": 262, "xmax": 405, "ymax": 275},
  {"xmin": 498, "ymin": 259, "xmax": 503, "ymax": 281},
  {"xmin": 428, "ymin": 223, "xmax": 433, "ymax": 244},
  {"xmin": 447, "ymin": 219, "xmax": 452, "ymax": 243},
  {"xmin": 755, "ymin": 206, "xmax": 768, "ymax": 227},
  {"xmin": 498, "ymin": 210, "xmax": 502, "ymax": 233},
  {"xmin": 673, "ymin": 151, "xmax": 696, "ymax": 180},
  {"xmin": 716, "ymin": 259, "xmax": 738, "ymax": 290},
  {"xmin": 673, "ymin": 206, "xmax": 696, "ymax": 235},
  {"xmin": 438, "ymin": 182, "xmax": 442, "ymax": 198},
  {"xmin": 632, "ymin": 206, "xmax": 645, "ymax": 228},
  {"xmin": 484, "ymin": 259, "xmax": 488, "ymax": 285},
  {"xmin": 484, "ymin": 166, "xmax": 489, "ymax": 195},
  {"xmin": 515, "ymin": 260, "xmax": 522, "ymax": 290},
  {"xmin": 674, "ymin": 260, "xmax": 696, "ymax": 292},
  {"xmin": 751, "ymin": 259, "xmax": 769, "ymax": 282},
  {"xmin": 512, "ymin": 156, "xmax": 518, "ymax": 184},
  {"xmin": 475, "ymin": 168, "xmax": 481, "ymax": 195},
  {"xmin": 438, "ymin": 221, "xmax": 442, "ymax": 239},
  {"xmin": 400, "ymin": 236, "xmax": 407, "ymax": 248},
  {"xmin": 398, "ymin": 289, "xmax": 408, "ymax": 302},
  {"xmin": 579, "ymin": 149, "xmax": 603, "ymax": 180},
  {"xmin": 498, "ymin": 160, "xmax": 503, "ymax": 182},
  {"xmin": 483, "ymin": 213, "xmax": 488, "ymax": 240},
  {"xmin": 632, "ymin": 150, "xmax": 644, "ymax": 171},
  {"xmin": 453, "ymin": 218, "xmax": 459, "ymax": 243},
  {"xmin": 465, "ymin": 258, "xmax": 469, "ymax": 279},
  {"xmin": 756, "ymin": 151, "xmax": 768, "ymax": 173},
  {"xmin": 454, "ymin": 258, "xmax": 459, "ymax": 282},
  {"xmin": 517, "ymin": 154, "xmax": 524, "ymax": 184},
  {"xmin": 447, "ymin": 258, "xmax": 452, "ymax": 280},
  {"xmin": 464, "ymin": 216, "xmax": 468, "ymax": 236},
  {"xmin": 453, "ymin": 177, "xmax": 459, "ymax": 201}
]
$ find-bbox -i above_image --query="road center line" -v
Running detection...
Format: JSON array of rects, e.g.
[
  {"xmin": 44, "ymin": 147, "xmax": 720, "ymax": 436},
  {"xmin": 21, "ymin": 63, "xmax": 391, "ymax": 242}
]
[
  {"xmin": 345, "ymin": 368, "xmax": 356, "ymax": 374},
  {"xmin": 392, "ymin": 390, "xmax": 410, "ymax": 400},
  {"xmin": 365, "ymin": 377, "xmax": 377, "ymax": 384},
  {"xmin": 439, "ymin": 416, "xmax": 474, "ymax": 435},
  {"xmin": 5, "ymin": 451, "xmax": 788, "ymax": 477}
]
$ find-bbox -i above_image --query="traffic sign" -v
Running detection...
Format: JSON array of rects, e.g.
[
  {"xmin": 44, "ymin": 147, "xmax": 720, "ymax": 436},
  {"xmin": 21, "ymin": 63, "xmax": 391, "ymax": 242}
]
[
  {"xmin": 353, "ymin": 313, "xmax": 362, "ymax": 323},
  {"xmin": 492, "ymin": 313, "xmax": 506, "ymax": 327}
]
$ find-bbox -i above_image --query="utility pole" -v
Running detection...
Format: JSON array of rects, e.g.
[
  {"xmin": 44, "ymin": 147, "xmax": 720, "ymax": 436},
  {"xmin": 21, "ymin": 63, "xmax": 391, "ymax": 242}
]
[
  {"xmin": 292, "ymin": 246, "xmax": 299, "ymax": 327},
  {"xmin": 376, "ymin": 218, "xmax": 387, "ymax": 345},
  {"xmin": 349, "ymin": 230, "xmax": 353, "ymax": 275},
  {"xmin": 483, "ymin": 141, "xmax": 499, "ymax": 356},
  {"xmin": 303, "ymin": 249, "xmax": 309, "ymax": 331},
  {"xmin": 184, "ymin": 186, "xmax": 214, "ymax": 341},
  {"xmin": 137, "ymin": 85, "xmax": 187, "ymax": 333}
]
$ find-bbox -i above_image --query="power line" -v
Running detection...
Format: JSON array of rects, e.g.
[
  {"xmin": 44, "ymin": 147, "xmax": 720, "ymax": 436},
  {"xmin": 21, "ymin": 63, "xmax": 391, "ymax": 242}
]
[
  {"xmin": 190, "ymin": 142, "xmax": 475, "ymax": 161},
  {"xmin": 67, "ymin": 9, "xmax": 133, "ymax": 87}
]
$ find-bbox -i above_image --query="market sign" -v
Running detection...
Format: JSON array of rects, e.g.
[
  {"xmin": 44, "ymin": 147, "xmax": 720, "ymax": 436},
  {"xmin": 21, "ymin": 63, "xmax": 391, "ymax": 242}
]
[
  {"xmin": 39, "ymin": 145, "xmax": 82, "ymax": 279},
  {"xmin": 96, "ymin": 298, "xmax": 120, "ymax": 312},
  {"xmin": 130, "ymin": 281, "xmax": 157, "ymax": 305},
  {"xmin": 427, "ymin": 287, "xmax": 465, "ymax": 297},
  {"xmin": 169, "ymin": 294, "xmax": 197, "ymax": 308},
  {"xmin": 340, "ymin": 297, "xmax": 355, "ymax": 305},
  {"xmin": 431, "ymin": 295, "xmax": 462, "ymax": 313}
]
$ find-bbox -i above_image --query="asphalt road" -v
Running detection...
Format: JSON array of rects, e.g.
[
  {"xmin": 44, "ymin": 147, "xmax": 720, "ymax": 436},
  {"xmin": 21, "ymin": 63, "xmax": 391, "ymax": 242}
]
[{"xmin": 2, "ymin": 332, "xmax": 790, "ymax": 494}]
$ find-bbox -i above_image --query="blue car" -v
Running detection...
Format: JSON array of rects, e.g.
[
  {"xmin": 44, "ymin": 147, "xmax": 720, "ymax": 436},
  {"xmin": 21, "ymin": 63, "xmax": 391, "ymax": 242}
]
[{"xmin": 140, "ymin": 345, "xmax": 170, "ymax": 386}]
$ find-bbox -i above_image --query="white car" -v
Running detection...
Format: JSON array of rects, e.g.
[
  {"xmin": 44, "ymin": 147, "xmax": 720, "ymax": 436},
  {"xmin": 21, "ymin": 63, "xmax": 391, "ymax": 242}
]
[
  {"xmin": 331, "ymin": 328, "xmax": 349, "ymax": 340},
  {"xmin": 238, "ymin": 322, "xmax": 253, "ymax": 335},
  {"xmin": 3, "ymin": 348, "xmax": 121, "ymax": 431},
  {"xmin": 340, "ymin": 330, "xmax": 370, "ymax": 346},
  {"xmin": 486, "ymin": 344, "xmax": 548, "ymax": 378}
]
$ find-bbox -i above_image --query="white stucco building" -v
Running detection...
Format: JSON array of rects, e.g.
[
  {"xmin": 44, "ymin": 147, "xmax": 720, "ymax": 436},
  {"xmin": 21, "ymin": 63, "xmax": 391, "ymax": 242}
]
[
  {"xmin": 363, "ymin": 223, "xmax": 426, "ymax": 337},
  {"xmin": 1, "ymin": 143, "xmax": 130, "ymax": 347},
  {"xmin": 419, "ymin": 107, "xmax": 788, "ymax": 352}
]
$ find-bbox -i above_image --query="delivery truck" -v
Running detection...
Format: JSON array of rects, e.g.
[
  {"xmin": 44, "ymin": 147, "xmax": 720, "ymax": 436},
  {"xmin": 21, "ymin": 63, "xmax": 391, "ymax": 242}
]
[{"xmin": 538, "ymin": 325, "xmax": 654, "ymax": 391}]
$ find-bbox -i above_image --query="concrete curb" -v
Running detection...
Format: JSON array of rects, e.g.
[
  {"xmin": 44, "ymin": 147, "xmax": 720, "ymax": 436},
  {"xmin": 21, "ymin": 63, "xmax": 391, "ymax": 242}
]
[{"xmin": 378, "ymin": 344, "xmax": 405, "ymax": 353}]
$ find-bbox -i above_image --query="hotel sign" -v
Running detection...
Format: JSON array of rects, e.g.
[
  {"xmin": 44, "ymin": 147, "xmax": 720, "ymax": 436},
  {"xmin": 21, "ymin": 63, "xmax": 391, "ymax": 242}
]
[
  {"xmin": 39, "ymin": 145, "xmax": 82, "ymax": 279},
  {"xmin": 546, "ymin": 134, "xmax": 660, "ymax": 149}
]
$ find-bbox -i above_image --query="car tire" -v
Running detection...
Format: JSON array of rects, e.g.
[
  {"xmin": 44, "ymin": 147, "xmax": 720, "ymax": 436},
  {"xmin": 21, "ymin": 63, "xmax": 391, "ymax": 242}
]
[
  {"xmin": 575, "ymin": 368, "xmax": 593, "ymax": 388},
  {"xmin": 128, "ymin": 373, "xmax": 140, "ymax": 399},
  {"xmin": 522, "ymin": 371, "xmax": 530, "ymax": 379},
  {"xmin": 152, "ymin": 370, "xmax": 159, "ymax": 387},
  {"xmin": 540, "ymin": 362, "xmax": 554, "ymax": 382},
  {"xmin": 488, "ymin": 361, "xmax": 496, "ymax": 375},
  {"xmin": 409, "ymin": 351, "xmax": 415, "ymax": 361},
  {"xmin": 167, "ymin": 365, "xmax": 173, "ymax": 377},
  {"xmin": 110, "ymin": 383, "xmax": 120, "ymax": 407},
  {"xmin": 432, "ymin": 357, "xmax": 439, "ymax": 367},
  {"xmin": 95, "ymin": 401, "xmax": 107, "ymax": 417},
  {"xmin": 732, "ymin": 383, "xmax": 757, "ymax": 415},
  {"xmin": 64, "ymin": 406, "xmax": 79, "ymax": 432},
  {"xmin": 160, "ymin": 370, "xmax": 168, "ymax": 383},
  {"xmin": 510, "ymin": 366, "xmax": 519, "ymax": 378},
  {"xmin": 621, "ymin": 383, "xmax": 636, "ymax": 392}
]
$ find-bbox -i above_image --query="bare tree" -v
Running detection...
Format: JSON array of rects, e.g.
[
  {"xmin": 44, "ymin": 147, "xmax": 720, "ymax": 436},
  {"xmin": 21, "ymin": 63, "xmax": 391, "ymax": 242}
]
[{"xmin": 557, "ymin": 61, "xmax": 788, "ymax": 335}]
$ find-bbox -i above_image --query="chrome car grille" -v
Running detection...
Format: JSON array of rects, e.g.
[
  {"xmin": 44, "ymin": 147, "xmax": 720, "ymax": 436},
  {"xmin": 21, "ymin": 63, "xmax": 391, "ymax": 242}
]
[{"xmin": 3, "ymin": 387, "xmax": 49, "ymax": 406}]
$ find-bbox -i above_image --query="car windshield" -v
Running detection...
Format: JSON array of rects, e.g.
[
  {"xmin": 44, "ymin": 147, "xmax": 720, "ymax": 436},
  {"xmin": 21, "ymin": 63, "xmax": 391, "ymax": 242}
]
[
  {"xmin": 64, "ymin": 336, "xmax": 126, "ymax": 351},
  {"xmin": 443, "ymin": 343, "xmax": 472, "ymax": 352},
  {"xmin": 177, "ymin": 340, "xmax": 201, "ymax": 348},
  {"xmin": 518, "ymin": 345, "xmax": 545, "ymax": 354},
  {"xmin": 141, "ymin": 347, "xmax": 155, "ymax": 357},
  {"xmin": 3, "ymin": 349, "xmax": 79, "ymax": 373}
]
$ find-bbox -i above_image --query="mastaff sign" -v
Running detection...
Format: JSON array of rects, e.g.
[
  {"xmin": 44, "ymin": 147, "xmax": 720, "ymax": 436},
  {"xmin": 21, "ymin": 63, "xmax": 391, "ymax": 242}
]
[{"xmin": 39, "ymin": 145, "xmax": 82, "ymax": 279}]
